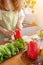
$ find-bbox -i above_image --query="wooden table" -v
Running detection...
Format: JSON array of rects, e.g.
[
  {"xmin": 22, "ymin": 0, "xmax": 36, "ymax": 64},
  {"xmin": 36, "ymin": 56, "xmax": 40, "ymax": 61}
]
[
  {"xmin": 0, "ymin": 35, "xmax": 43, "ymax": 65},
  {"xmin": 0, "ymin": 51, "xmax": 43, "ymax": 65},
  {"xmin": 0, "ymin": 51, "xmax": 30, "ymax": 65}
]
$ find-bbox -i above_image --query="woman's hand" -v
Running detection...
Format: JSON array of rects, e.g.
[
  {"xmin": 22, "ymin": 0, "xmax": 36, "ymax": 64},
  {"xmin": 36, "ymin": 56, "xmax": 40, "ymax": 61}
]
[
  {"xmin": 17, "ymin": 23, "xmax": 23, "ymax": 30},
  {"xmin": 16, "ymin": 16, "xmax": 24, "ymax": 30},
  {"xmin": 4, "ymin": 30, "xmax": 15, "ymax": 37},
  {"xmin": 0, "ymin": 26, "xmax": 15, "ymax": 37}
]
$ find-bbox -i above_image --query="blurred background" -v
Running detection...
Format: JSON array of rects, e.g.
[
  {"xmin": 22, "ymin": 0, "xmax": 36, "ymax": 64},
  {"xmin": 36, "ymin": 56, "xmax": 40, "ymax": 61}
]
[{"xmin": 22, "ymin": 0, "xmax": 43, "ymax": 35}]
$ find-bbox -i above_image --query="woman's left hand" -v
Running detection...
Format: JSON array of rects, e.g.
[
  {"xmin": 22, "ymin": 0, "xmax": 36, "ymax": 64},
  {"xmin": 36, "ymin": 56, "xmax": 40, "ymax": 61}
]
[
  {"xmin": 16, "ymin": 23, "xmax": 23, "ymax": 30},
  {"xmin": 16, "ymin": 15, "xmax": 24, "ymax": 30}
]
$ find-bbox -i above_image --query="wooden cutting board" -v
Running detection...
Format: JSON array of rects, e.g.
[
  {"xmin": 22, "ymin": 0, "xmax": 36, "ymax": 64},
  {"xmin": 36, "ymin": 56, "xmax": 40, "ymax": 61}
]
[{"xmin": 0, "ymin": 51, "xmax": 43, "ymax": 65}]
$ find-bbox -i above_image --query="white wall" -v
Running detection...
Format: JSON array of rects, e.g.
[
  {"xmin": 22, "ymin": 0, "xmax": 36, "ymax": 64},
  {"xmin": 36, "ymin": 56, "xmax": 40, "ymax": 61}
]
[
  {"xmin": 35, "ymin": 0, "xmax": 43, "ymax": 30},
  {"xmin": 24, "ymin": 0, "xmax": 43, "ymax": 30},
  {"xmin": 24, "ymin": 13, "xmax": 37, "ymax": 24}
]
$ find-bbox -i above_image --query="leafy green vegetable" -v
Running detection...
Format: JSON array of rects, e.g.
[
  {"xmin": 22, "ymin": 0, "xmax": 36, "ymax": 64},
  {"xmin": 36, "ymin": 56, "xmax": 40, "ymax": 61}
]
[
  {"xmin": 13, "ymin": 39, "xmax": 25, "ymax": 51},
  {"xmin": 0, "ymin": 46, "xmax": 6, "ymax": 55},
  {"xmin": 0, "ymin": 52, "xmax": 3, "ymax": 63},
  {"xmin": 5, "ymin": 43, "xmax": 19, "ymax": 56},
  {"xmin": 0, "ymin": 38, "xmax": 25, "ymax": 63},
  {"xmin": 3, "ymin": 46, "xmax": 11, "ymax": 59}
]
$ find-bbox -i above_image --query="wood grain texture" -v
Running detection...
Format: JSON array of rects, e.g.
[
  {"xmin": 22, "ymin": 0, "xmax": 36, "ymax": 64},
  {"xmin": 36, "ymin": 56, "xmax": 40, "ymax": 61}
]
[
  {"xmin": 0, "ymin": 51, "xmax": 43, "ymax": 65},
  {"xmin": 0, "ymin": 52, "xmax": 23, "ymax": 65}
]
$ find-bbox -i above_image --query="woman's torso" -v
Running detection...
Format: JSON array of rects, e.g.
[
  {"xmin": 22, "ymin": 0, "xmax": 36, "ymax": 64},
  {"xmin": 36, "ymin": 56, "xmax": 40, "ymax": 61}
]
[{"xmin": 0, "ymin": 11, "xmax": 18, "ymax": 43}]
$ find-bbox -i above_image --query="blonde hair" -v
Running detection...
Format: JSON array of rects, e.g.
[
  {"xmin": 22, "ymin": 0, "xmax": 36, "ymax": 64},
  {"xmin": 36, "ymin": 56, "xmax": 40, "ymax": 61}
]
[
  {"xmin": 11, "ymin": 0, "xmax": 23, "ymax": 11},
  {"xmin": 0, "ymin": 0, "xmax": 3, "ymax": 9},
  {"xmin": 0, "ymin": 0, "xmax": 23, "ymax": 11}
]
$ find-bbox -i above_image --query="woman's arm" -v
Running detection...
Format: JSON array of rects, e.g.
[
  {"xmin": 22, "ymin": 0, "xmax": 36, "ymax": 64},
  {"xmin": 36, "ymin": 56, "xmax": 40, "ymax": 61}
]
[
  {"xmin": 0, "ymin": 26, "xmax": 15, "ymax": 37},
  {"xmin": 16, "ymin": 16, "xmax": 24, "ymax": 30},
  {"xmin": 16, "ymin": 10, "xmax": 25, "ymax": 30},
  {"xmin": 0, "ymin": 26, "xmax": 4, "ymax": 32}
]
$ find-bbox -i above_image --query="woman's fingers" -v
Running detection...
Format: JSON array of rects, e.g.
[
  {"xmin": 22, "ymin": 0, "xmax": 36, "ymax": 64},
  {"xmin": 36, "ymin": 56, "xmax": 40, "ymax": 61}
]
[
  {"xmin": 4, "ymin": 30, "xmax": 15, "ymax": 37},
  {"xmin": 0, "ymin": 26, "xmax": 15, "ymax": 37},
  {"xmin": 16, "ymin": 23, "xmax": 23, "ymax": 30},
  {"xmin": 7, "ymin": 30, "xmax": 15, "ymax": 36}
]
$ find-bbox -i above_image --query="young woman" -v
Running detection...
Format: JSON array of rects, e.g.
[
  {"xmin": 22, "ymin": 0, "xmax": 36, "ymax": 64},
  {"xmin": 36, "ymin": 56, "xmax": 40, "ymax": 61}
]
[{"xmin": 0, "ymin": 0, "xmax": 25, "ymax": 43}]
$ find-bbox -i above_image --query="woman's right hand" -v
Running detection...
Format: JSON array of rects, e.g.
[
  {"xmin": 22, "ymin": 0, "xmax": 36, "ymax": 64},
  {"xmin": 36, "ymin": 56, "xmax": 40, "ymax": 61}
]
[
  {"xmin": 4, "ymin": 30, "xmax": 15, "ymax": 37},
  {"xmin": 0, "ymin": 26, "xmax": 15, "ymax": 37}
]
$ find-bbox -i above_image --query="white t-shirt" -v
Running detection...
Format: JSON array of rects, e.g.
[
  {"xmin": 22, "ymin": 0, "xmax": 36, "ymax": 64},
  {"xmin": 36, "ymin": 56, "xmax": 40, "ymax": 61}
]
[{"xmin": 19, "ymin": 9, "xmax": 25, "ymax": 17}]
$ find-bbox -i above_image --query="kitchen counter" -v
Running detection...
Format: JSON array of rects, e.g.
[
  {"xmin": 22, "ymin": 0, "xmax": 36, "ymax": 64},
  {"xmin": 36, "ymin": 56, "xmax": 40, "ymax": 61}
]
[{"xmin": 22, "ymin": 23, "xmax": 39, "ymax": 36}]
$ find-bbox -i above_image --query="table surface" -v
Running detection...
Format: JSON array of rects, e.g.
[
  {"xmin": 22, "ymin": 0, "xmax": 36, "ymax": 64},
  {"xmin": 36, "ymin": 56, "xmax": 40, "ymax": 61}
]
[
  {"xmin": 0, "ymin": 51, "xmax": 43, "ymax": 65},
  {"xmin": 0, "ymin": 34, "xmax": 43, "ymax": 65},
  {"xmin": 0, "ymin": 51, "xmax": 30, "ymax": 65}
]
